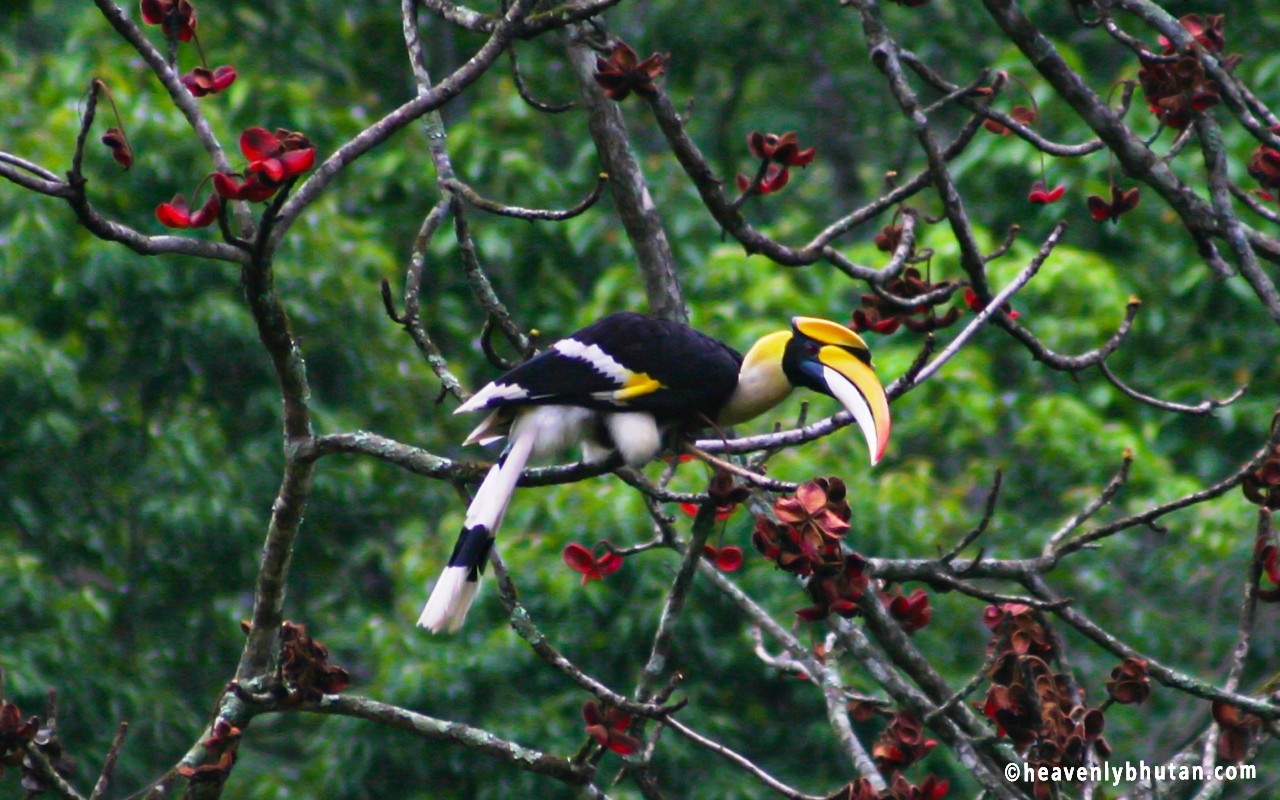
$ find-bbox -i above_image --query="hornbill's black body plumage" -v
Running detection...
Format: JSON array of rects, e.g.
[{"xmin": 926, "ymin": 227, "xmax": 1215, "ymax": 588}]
[{"xmin": 419, "ymin": 311, "xmax": 891, "ymax": 632}]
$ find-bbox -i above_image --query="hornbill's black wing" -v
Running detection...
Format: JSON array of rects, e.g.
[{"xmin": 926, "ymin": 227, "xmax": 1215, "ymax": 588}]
[{"xmin": 463, "ymin": 312, "xmax": 744, "ymax": 422}]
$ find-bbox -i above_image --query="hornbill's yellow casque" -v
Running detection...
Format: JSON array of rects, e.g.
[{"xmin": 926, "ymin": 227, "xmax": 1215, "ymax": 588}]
[{"xmin": 419, "ymin": 311, "xmax": 891, "ymax": 632}]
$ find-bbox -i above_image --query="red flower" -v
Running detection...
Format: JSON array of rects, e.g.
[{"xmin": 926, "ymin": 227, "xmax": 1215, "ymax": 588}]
[
  {"xmin": 562, "ymin": 543, "xmax": 623, "ymax": 584},
  {"xmin": 582, "ymin": 701, "xmax": 641, "ymax": 755},
  {"xmin": 140, "ymin": 0, "xmax": 196, "ymax": 41},
  {"xmin": 1212, "ymin": 700, "xmax": 1262, "ymax": 762},
  {"xmin": 1105, "ymin": 658, "xmax": 1151, "ymax": 705},
  {"xmin": 155, "ymin": 193, "xmax": 221, "ymax": 229},
  {"xmin": 240, "ymin": 127, "xmax": 316, "ymax": 182},
  {"xmin": 746, "ymin": 131, "xmax": 817, "ymax": 168},
  {"xmin": 1247, "ymin": 135, "xmax": 1280, "ymax": 194},
  {"xmin": 593, "ymin": 41, "xmax": 666, "ymax": 101},
  {"xmin": 702, "ymin": 544, "xmax": 743, "ymax": 572},
  {"xmin": 181, "ymin": 65, "xmax": 237, "ymax": 98},
  {"xmin": 873, "ymin": 712, "xmax": 937, "ymax": 773},
  {"xmin": 884, "ymin": 587, "xmax": 932, "ymax": 634},
  {"xmin": 774, "ymin": 477, "xmax": 851, "ymax": 541},
  {"xmin": 1087, "ymin": 184, "xmax": 1140, "ymax": 223},
  {"xmin": 214, "ymin": 127, "xmax": 316, "ymax": 203},
  {"xmin": 100, "ymin": 127, "xmax": 133, "ymax": 169},
  {"xmin": 1027, "ymin": 179, "xmax": 1065, "ymax": 205},
  {"xmin": 736, "ymin": 131, "xmax": 816, "ymax": 197}
]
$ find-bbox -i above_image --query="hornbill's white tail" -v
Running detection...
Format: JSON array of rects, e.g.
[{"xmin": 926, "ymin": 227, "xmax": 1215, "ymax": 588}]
[{"xmin": 417, "ymin": 419, "xmax": 538, "ymax": 633}]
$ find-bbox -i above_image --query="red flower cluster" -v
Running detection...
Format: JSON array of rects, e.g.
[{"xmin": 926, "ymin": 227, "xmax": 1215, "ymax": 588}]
[
  {"xmin": 851, "ymin": 268, "xmax": 962, "ymax": 335},
  {"xmin": 277, "ymin": 620, "xmax": 352, "ymax": 702},
  {"xmin": 213, "ymin": 127, "xmax": 317, "ymax": 203},
  {"xmin": 159, "ymin": 126, "xmax": 316, "ymax": 229},
  {"xmin": 873, "ymin": 223, "xmax": 904, "ymax": 253},
  {"xmin": 736, "ymin": 131, "xmax": 817, "ymax": 196},
  {"xmin": 563, "ymin": 542, "xmax": 623, "ymax": 584},
  {"xmin": 593, "ymin": 41, "xmax": 666, "ymax": 101},
  {"xmin": 981, "ymin": 604, "xmax": 1111, "ymax": 798},
  {"xmin": 753, "ymin": 477, "xmax": 850, "ymax": 575},
  {"xmin": 582, "ymin": 700, "xmax": 640, "ymax": 756},
  {"xmin": 983, "ymin": 602, "xmax": 1055, "ymax": 660},
  {"xmin": 140, "ymin": 0, "xmax": 237, "ymax": 98},
  {"xmin": 873, "ymin": 712, "xmax": 936, "ymax": 774},
  {"xmin": 753, "ymin": 478, "xmax": 871, "ymax": 621},
  {"xmin": 1137, "ymin": 14, "xmax": 1230, "ymax": 130}
]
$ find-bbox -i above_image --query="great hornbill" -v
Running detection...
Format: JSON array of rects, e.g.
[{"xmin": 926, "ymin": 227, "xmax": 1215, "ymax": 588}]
[{"xmin": 419, "ymin": 311, "xmax": 891, "ymax": 632}]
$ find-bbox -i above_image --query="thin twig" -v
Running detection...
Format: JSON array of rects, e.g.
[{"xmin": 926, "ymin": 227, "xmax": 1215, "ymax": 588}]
[
  {"xmin": 660, "ymin": 716, "xmax": 827, "ymax": 800},
  {"xmin": 940, "ymin": 469, "xmax": 1003, "ymax": 563},
  {"xmin": 443, "ymin": 173, "xmax": 608, "ymax": 220},
  {"xmin": 89, "ymin": 722, "xmax": 130, "ymax": 800},
  {"xmin": 1044, "ymin": 449, "xmax": 1134, "ymax": 557},
  {"xmin": 1099, "ymin": 361, "xmax": 1246, "ymax": 415}
]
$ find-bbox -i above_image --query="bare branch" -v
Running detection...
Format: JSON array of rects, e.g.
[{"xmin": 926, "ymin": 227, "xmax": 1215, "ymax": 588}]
[
  {"xmin": 487, "ymin": 549, "xmax": 683, "ymax": 720},
  {"xmin": 270, "ymin": 0, "xmax": 541, "ymax": 249},
  {"xmin": 566, "ymin": 27, "xmax": 686, "ymax": 322},
  {"xmin": 88, "ymin": 722, "xmax": 129, "ymax": 800},
  {"xmin": 660, "ymin": 716, "xmax": 827, "ymax": 800},
  {"xmin": 1098, "ymin": 360, "xmax": 1246, "ymax": 415},
  {"xmin": 1027, "ymin": 575, "xmax": 1280, "ymax": 719},
  {"xmin": 1044, "ymin": 449, "xmax": 1134, "ymax": 557},
  {"xmin": 304, "ymin": 694, "xmax": 602, "ymax": 790},
  {"xmin": 443, "ymin": 173, "xmax": 608, "ymax": 221}
]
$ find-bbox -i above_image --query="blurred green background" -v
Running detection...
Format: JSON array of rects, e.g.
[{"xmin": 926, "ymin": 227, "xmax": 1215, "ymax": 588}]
[{"xmin": 1, "ymin": 0, "xmax": 1277, "ymax": 797}]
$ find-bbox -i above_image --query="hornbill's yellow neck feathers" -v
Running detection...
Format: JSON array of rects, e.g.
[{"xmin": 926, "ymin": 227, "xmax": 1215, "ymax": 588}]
[{"xmin": 418, "ymin": 312, "xmax": 891, "ymax": 633}]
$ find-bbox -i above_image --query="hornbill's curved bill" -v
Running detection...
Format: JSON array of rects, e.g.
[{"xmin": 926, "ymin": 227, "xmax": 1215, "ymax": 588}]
[{"xmin": 419, "ymin": 312, "xmax": 891, "ymax": 632}]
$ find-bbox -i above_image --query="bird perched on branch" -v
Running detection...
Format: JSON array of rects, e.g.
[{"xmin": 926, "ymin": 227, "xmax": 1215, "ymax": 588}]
[{"xmin": 419, "ymin": 311, "xmax": 891, "ymax": 632}]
